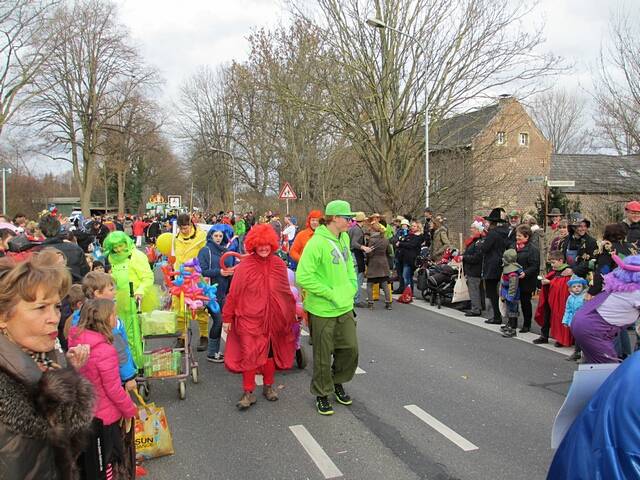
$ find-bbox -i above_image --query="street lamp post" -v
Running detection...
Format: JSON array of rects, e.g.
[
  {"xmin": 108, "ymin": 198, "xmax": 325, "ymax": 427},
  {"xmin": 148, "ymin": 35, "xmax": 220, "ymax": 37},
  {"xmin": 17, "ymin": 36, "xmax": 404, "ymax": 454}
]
[
  {"xmin": 366, "ymin": 17, "xmax": 430, "ymax": 209},
  {"xmin": 1, "ymin": 166, "xmax": 12, "ymax": 216},
  {"xmin": 208, "ymin": 147, "xmax": 237, "ymax": 212}
]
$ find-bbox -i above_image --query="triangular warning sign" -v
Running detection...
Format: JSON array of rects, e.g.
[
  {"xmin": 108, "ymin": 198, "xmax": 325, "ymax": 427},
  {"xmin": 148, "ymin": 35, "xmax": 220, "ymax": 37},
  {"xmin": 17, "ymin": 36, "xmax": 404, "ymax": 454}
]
[{"xmin": 279, "ymin": 182, "xmax": 297, "ymax": 200}]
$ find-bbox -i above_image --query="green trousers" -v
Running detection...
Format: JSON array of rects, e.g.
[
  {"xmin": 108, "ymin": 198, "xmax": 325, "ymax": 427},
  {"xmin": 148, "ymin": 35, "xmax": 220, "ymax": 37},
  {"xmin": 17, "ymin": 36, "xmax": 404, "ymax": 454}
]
[{"xmin": 309, "ymin": 311, "xmax": 359, "ymax": 397}]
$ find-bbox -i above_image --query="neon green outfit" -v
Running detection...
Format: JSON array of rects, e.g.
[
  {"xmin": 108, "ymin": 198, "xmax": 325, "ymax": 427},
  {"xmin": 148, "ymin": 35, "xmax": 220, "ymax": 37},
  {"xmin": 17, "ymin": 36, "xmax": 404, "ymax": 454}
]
[
  {"xmin": 234, "ymin": 219, "xmax": 247, "ymax": 237},
  {"xmin": 296, "ymin": 200, "xmax": 359, "ymax": 400},
  {"xmin": 103, "ymin": 231, "xmax": 158, "ymax": 366}
]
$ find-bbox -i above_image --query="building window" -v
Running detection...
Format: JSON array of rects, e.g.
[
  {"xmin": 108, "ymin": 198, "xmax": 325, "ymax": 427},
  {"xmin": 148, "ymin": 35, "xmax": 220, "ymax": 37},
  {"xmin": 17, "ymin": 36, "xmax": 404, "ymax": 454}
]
[
  {"xmin": 496, "ymin": 131, "xmax": 505, "ymax": 145},
  {"xmin": 519, "ymin": 132, "xmax": 529, "ymax": 146}
]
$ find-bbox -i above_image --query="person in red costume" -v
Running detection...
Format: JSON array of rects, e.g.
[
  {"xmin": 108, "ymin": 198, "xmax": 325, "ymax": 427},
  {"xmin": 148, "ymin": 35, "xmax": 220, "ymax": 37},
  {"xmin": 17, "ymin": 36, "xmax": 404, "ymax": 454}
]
[
  {"xmin": 222, "ymin": 223, "xmax": 297, "ymax": 410},
  {"xmin": 289, "ymin": 210, "xmax": 324, "ymax": 263}
]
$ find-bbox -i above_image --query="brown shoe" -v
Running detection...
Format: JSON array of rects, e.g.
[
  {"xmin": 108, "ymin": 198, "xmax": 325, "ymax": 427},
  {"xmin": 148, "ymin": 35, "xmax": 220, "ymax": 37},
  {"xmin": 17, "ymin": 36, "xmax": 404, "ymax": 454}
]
[
  {"xmin": 263, "ymin": 385, "xmax": 279, "ymax": 401},
  {"xmin": 236, "ymin": 392, "xmax": 257, "ymax": 410}
]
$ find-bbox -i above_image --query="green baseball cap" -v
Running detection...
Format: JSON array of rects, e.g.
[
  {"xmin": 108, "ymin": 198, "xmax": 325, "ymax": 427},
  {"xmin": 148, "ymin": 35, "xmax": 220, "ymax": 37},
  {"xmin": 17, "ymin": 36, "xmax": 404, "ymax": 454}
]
[{"xmin": 325, "ymin": 200, "xmax": 354, "ymax": 217}]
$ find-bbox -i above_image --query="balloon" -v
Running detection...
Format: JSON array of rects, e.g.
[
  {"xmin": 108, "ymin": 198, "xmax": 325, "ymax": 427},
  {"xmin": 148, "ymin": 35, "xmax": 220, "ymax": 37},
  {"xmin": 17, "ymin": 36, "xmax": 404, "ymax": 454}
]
[
  {"xmin": 156, "ymin": 232, "xmax": 173, "ymax": 256},
  {"xmin": 219, "ymin": 251, "xmax": 245, "ymax": 271},
  {"xmin": 287, "ymin": 268, "xmax": 296, "ymax": 286}
]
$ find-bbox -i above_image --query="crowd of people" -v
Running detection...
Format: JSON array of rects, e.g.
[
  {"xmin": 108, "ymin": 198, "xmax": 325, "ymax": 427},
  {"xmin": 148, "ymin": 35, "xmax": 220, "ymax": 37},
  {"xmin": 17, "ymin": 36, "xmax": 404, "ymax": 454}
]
[{"xmin": 1, "ymin": 198, "xmax": 639, "ymax": 478}]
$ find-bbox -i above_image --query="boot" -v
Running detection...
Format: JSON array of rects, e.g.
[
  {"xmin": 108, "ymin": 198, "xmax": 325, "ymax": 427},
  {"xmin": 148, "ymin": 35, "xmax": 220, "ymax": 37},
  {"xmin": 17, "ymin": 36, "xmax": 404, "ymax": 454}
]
[
  {"xmin": 236, "ymin": 392, "xmax": 257, "ymax": 410},
  {"xmin": 263, "ymin": 385, "xmax": 279, "ymax": 401},
  {"xmin": 385, "ymin": 302, "xmax": 392, "ymax": 310},
  {"xmin": 566, "ymin": 350, "xmax": 582, "ymax": 361}
]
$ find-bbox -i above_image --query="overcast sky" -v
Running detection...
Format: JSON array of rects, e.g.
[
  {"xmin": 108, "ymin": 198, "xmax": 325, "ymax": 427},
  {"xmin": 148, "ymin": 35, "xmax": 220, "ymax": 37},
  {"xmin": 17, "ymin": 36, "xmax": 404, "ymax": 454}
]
[
  {"xmin": 113, "ymin": 0, "xmax": 634, "ymax": 102},
  {"xmin": 30, "ymin": 0, "xmax": 636, "ymax": 173}
]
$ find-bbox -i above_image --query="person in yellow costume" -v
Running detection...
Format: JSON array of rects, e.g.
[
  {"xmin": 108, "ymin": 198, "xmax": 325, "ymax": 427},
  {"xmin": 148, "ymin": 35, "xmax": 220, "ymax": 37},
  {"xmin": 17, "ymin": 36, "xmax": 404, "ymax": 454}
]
[{"xmin": 174, "ymin": 213, "xmax": 208, "ymax": 350}]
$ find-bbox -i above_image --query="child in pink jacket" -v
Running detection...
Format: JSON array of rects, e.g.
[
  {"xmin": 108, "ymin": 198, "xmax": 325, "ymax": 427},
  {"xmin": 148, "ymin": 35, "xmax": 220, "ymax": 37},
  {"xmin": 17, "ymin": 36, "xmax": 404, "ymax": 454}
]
[{"xmin": 69, "ymin": 298, "xmax": 137, "ymax": 479}]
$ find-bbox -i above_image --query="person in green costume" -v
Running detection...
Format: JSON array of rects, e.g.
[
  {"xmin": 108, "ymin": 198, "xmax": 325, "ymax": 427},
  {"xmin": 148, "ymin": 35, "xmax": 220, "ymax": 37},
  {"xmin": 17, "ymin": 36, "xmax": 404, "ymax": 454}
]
[
  {"xmin": 103, "ymin": 231, "xmax": 158, "ymax": 367},
  {"xmin": 296, "ymin": 199, "xmax": 359, "ymax": 416}
]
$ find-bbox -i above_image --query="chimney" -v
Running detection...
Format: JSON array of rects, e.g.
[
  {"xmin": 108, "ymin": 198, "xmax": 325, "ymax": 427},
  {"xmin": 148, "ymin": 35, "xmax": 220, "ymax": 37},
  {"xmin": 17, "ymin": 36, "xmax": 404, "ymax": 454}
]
[{"xmin": 498, "ymin": 94, "xmax": 513, "ymax": 105}]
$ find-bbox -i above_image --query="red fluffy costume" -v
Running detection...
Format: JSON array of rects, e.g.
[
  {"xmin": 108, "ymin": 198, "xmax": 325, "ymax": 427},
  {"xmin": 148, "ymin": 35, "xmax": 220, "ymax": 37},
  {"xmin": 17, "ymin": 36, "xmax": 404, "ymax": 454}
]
[
  {"xmin": 222, "ymin": 224, "xmax": 297, "ymax": 391},
  {"xmin": 534, "ymin": 269, "xmax": 573, "ymax": 346}
]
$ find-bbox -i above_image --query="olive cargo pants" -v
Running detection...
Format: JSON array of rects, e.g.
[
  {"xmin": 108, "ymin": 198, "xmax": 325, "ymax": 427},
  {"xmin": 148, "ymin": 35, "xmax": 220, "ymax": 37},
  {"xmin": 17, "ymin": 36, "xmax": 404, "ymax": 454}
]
[{"xmin": 309, "ymin": 311, "xmax": 359, "ymax": 397}]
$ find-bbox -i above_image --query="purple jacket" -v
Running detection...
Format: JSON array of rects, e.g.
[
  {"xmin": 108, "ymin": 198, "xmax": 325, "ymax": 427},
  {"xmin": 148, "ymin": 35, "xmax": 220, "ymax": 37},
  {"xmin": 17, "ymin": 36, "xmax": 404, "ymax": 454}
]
[{"xmin": 68, "ymin": 327, "xmax": 137, "ymax": 425}]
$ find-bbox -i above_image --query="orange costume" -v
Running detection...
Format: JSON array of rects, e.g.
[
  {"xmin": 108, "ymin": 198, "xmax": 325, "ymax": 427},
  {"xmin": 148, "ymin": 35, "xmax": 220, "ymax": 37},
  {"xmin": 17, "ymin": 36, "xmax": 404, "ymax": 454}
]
[{"xmin": 289, "ymin": 210, "xmax": 323, "ymax": 263}]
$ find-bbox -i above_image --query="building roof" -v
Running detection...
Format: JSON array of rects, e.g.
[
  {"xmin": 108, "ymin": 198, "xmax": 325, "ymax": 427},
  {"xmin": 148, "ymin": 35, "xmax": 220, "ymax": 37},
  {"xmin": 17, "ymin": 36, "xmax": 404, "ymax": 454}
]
[
  {"xmin": 431, "ymin": 103, "xmax": 500, "ymax": 150},
  {"xmin": 550, "ymin": 153, "xmax": 640, "ymax": 194}
]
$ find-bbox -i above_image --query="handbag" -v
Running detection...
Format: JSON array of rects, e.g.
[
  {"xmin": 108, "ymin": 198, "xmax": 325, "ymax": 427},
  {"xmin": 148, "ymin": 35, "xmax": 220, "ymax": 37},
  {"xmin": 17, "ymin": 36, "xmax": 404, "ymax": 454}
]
[
  {"xmin": 451, "ymin": 266, "xmax": 470, "ymax": 303},
  {"xmin": 133, "ymin": 391, "xmax": 174, "ymax": 459}
]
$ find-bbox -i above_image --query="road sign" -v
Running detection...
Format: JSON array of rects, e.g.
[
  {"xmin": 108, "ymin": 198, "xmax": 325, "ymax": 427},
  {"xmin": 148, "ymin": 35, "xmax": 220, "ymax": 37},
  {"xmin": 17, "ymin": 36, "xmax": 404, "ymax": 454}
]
[
  {"xmin": 168, "ymin": 195, "xmax": 182, "ymax": 208},
  {"xmin": 279, "ymin": 182, "xmax": 297, "ymax": 200},
  {"xmin": 547, "ymin": 180, "xmax": 575, "ymax": 188}
]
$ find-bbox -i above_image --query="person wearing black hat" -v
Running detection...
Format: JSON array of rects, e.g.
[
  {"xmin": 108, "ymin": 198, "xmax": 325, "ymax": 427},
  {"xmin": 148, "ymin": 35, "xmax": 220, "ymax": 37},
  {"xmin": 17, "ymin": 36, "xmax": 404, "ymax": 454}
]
[
  {"xmin": 562, "ymin": 215, "xmax": 598, "ymax": 279},
  {"xmin": 481, "ymin": 208, "xmax": 509, "ymax": 324}
]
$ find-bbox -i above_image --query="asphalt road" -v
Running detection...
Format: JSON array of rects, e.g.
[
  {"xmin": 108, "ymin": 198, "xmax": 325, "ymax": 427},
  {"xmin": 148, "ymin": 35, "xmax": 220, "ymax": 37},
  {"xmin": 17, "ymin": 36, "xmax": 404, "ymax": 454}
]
[{"xmin": 141, "ymin": 295, "xmax": 576, "ymax": 480}]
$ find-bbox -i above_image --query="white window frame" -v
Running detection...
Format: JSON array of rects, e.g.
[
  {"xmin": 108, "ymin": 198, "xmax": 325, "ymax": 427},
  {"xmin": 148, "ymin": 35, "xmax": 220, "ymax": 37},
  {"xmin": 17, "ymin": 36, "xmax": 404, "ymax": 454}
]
[
  {"xmin": 496, "ymin": 131, "xmax": 505, "ymax": 145},
  {"xmin": 519, "ymin": 132, "xmax": 529, "ymax": 146}
]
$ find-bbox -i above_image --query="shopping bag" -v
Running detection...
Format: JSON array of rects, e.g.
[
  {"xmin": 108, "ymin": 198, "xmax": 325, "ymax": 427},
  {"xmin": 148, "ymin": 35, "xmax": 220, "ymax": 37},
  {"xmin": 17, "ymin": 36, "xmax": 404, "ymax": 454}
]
[
  {"xmin": 451, "ymin": 267, "xmax": 470, "ymax": 303},
  {"xmin": 134, "ymin": 391, "xmax": 174, "ymax": 460},
  {"xmin": 373, "ymin": 283, "xmax": 380, "ymax": 301}
]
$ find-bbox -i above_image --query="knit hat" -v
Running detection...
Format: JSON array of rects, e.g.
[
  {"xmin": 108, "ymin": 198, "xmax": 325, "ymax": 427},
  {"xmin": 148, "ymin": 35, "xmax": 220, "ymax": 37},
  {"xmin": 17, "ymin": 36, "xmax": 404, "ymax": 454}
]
[
  {"xmin": 567, "ymin": 275, "xmax": 588, "ymax": 288},
  {"xmin": 502, "ymin": 248, "xmax": 522, "ymax": 274},
  {"xmin": 603, "ymin": 254, "xmax": 640, "ymax": 293}
]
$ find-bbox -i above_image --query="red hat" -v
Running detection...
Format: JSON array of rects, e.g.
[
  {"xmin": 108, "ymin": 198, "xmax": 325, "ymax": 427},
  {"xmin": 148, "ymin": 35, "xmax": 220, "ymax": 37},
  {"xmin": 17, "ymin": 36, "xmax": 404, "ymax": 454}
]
[{"xmin": 625, "ymin": 201, "xmax": 640, "ymax": 212}]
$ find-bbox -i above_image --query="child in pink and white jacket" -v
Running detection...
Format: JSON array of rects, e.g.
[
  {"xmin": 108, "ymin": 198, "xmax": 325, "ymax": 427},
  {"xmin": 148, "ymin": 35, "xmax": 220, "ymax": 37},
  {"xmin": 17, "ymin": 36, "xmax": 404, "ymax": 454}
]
[{"xmin": 68, "ymin": 298, "xmax": 137, "ymax": 479}]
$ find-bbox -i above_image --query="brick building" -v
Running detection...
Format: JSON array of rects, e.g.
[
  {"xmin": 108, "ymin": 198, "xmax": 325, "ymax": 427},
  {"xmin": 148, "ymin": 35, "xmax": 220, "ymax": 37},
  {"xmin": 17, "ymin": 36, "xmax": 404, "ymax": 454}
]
[{"xmin": 429, "ymin": 95, "xmax": 552, "ymax": 242}]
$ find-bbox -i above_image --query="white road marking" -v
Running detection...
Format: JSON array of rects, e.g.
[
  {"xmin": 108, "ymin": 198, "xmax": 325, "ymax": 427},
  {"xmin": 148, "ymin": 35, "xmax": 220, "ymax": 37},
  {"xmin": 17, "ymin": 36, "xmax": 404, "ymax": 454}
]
[
  {"xmin": 402, "ymin": 298, "xmax": 573, "ymax": 356},
  {"xmin": 355, "ymin": 367, "xmax": 366, "ymax": 374},
  {"xmin": 255, "ymin": 374, "xmax": 263, "ymax": 386},
  {"xmin": 289, "ymin": 425, "xmax": 343, "ymax": 479},
  {"xmin": 404, "ymin": 404, "xmax": 479, "ymax": 452}
]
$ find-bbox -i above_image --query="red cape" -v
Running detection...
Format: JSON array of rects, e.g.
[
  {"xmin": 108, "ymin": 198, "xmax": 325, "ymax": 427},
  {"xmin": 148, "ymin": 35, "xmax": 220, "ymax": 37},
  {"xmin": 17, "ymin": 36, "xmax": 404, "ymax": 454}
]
[
  {"xmin": 534, "ymin": 270, "xmax": 573, "ymax": 346},
  {"xmin": 222, "ymin": 253, "xmax": 296, "ymax": 373}
]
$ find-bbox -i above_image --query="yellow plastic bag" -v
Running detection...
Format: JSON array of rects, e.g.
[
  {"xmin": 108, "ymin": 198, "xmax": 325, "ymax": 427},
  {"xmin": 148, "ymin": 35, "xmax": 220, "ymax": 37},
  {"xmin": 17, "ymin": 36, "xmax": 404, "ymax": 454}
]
[
  {"xmin": 372, "ymin": 283, "xmax": 380, "ymax": 301},
  {"xmin": 133, "ymin": 391, "xmax": 174, "ymax": 460}
]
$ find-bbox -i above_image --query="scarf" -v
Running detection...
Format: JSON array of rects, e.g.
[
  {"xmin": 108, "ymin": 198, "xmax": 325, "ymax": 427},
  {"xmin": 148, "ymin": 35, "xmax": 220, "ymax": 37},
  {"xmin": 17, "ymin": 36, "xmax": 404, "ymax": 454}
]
[{"xmin": 516, "ymin": 238, "xmax": 528, "ymax": 251}]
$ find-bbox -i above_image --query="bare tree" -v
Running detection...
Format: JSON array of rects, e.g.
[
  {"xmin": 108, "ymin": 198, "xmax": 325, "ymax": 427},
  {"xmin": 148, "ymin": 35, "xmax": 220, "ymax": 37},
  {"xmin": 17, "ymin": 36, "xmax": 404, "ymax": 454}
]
[
  {"xmin": 0, "ymin": 0, "xmax": 59, "ymax": 137},
  {"xmin": 31, "ymin": 0, "xmax": 156, "ymax": 215},
  {"xmin": 529, "ymin": 88, "xmax": 591, "ymax": 153},
  {"xmin": 285, "ymin": 0, "xmax": 562, "ymax": 212},
  {"xmin": 594, "ymin": 9, "xmax": 640, "ymax": 155}
]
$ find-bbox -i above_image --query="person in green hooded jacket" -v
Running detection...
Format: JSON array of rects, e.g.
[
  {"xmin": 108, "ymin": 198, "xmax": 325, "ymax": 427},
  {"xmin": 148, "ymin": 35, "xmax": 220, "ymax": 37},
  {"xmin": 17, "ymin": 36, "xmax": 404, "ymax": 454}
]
[
  {"xmin": 296, "ymin": 199, "xmax": 359, "ymax": 416},
  {"xmin": 103, "ymin": 231, "xmax": 158, "ymax": 367}
]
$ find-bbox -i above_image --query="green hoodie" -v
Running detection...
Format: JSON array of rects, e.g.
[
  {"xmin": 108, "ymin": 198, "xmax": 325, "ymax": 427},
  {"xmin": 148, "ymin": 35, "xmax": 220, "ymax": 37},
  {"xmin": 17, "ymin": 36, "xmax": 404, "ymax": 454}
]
[{"xmin": 296, "ymin": 225, "xmax": 358, "ymax": 317}]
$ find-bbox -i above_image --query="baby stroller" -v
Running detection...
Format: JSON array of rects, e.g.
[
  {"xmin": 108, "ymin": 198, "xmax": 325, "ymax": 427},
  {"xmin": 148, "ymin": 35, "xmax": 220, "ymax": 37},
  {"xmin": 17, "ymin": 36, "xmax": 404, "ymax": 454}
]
[{"xmin": 422, "ymin": 264, "xmax": 459, "ymax": 308}]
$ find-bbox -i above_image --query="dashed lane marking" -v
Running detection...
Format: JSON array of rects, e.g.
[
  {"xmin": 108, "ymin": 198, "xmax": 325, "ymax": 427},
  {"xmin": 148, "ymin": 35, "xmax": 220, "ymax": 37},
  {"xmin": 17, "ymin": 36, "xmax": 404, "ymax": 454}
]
[
  {"xmin": 355, "ymin": 367, "xmax": 366, "ymax": 374},
  {"xmin": 289, "ymin": 425, "xmax": 343, "ymax": 479},
  {"xmin": 404, "ymin": 404, "xmax": 479, "ymax": 452}
]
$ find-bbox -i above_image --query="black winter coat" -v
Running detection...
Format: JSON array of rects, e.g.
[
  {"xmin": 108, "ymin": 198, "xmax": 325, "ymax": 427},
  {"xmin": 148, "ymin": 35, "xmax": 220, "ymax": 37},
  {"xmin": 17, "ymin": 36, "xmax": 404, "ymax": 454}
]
[
  {"xmin": 0, "ymin": 335, "xmax": 94, "ymax": 480},
  {"xmin": 516, "ymin": 243, "xmax": 540, "ymax": 293},
  {"xmin": 462, "ymin": 236, "xmax": 484, "ymax": 278},
  {"xmin": 589, "ymin": 241, "xmax": 637, "ymax": 295},
  {"xmin": 481, "ymin": 225, "xmax": 508, "ymax": 280},
  {"xmin": 397, "ymin": 233, "xmax": 424, "ymax": 267},
  {"xmin": 623, "ymin": 221, "xmax": 640, "ymax": 246},
  {"xmin": 41, "ymin": 237, "xmax": 90, "ymax": 283},
  {"xmin": 562, "ymin": 232, "xmax": 598, "ymax": 278}
]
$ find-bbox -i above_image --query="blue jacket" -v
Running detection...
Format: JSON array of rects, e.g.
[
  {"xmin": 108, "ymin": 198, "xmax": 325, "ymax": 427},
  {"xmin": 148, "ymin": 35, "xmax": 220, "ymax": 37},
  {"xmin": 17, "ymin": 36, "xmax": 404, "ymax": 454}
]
[
  {"xmin": 548, "ymin": 351, "xmax": 640, "ymax": 479},
  {"xmin": 197, "ymin": 225, "xmax": 237, "ymax": 303},
  {"xmin": 71, "ymin": 309, "xmax": 137, "ymax": 382},
  {"xmin": 562, "ymin": 292, "xmax": 586, "ymax": 326}
]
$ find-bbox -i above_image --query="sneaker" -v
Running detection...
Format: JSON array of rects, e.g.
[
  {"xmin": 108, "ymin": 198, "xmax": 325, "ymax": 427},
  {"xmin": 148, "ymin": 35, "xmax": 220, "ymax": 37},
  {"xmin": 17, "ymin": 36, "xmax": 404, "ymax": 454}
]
[
  {"xmin": 566, "ymin": 351, "xmax": 582, "ymax": 361},
  {"xmin": 367, "ymin": 301, "xmax": 374, "ymax": 310},
  {"xmin": 236, "ymin": 392, "xmax": 257, "ymax": 410},
  {"xmin": 500, "ymin": 324, "xmax": 509, "ymax": 331},
  {"xmin": 485, "ymin": 319, "xmax": 502, "ymax": 325},
  {"xmin": 464, "ymin": 311, "xmax": 481, "ymax": 317},
  {"xmin": 316, "ymin": 396, "xmax": 334, "ymax": 415},
  {"xmin": 385, "ymin": 302, "xmax": 392, "ymax": 310},
  {"xmin": 519, "ymin": 328, "xmax": 530, "ymax": 334},
  {"xmin": 501, "ymin": 327, "xmax": 517, "ymax": 338},
  {"xmin": 197, "ymin": 337, "xmax": 208, "ymax": 352},
  {"xmin": 532, "ymin": 336, "xmax": 549, "ymax": 344},
  {"xmin": 207, "ymin": 352, "xmax": 224, "ymax": 363},
  {"xmin": 334, "ymin": 383, "xmax": 352, "ymax": 405}
]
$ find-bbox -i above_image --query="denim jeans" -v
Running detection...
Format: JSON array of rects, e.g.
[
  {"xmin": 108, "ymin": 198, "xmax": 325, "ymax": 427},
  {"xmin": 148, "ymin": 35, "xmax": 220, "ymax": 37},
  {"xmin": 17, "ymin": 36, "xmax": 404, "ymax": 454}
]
[
  {"xmin": 354, "ymin": 271, "xmax": 365, "ymax": 304},
  {"xmin": 402, "ymin": 263, "xmax": 415, "ymax": 292},
  {"xmin": 207, "ymin": 307, "xmax": 224, "ymax": 357}
]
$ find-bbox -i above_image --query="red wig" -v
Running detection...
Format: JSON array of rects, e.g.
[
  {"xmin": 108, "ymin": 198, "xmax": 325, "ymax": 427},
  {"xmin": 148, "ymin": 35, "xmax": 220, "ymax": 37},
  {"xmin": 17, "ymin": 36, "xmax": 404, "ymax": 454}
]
[
  {"xmin": 306, "ymin": 210, "xmax": 324, "ymax": 229},
  {"xmin": 244, "ymin": 223, "xmax": 279, "ymax": 254}
]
